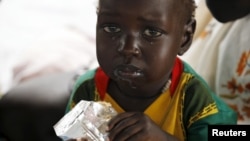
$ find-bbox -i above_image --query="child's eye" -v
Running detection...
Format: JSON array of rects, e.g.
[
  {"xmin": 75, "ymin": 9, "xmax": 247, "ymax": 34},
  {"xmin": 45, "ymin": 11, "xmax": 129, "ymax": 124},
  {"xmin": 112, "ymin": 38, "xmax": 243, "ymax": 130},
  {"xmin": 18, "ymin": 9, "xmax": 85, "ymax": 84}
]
[
  {"xmin": 103, "ymin": 25, "xmax": 121, "ymax": 33},
  {"xmin": 143, "ymin": 28, "xmax": 162, "ymax": 37}
]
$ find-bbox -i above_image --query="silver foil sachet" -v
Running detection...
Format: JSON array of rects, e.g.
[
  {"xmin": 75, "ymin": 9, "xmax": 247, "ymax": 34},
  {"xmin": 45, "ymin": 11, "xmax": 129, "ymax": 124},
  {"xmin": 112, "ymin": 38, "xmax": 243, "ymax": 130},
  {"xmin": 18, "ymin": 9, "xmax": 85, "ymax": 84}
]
[{"xmin": 54, "ymin": 100, "xmax": 117, "ymax": 141}]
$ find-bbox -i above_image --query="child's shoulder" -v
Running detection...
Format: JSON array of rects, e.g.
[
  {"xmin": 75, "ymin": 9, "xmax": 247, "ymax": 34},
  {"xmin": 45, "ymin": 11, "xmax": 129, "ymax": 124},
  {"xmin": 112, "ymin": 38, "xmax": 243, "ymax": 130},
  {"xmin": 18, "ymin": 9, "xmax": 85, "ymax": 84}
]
[
  {"xmin": 182, "ymin": 59, "xmax": 199, "ymax": 75},
  {"xmin": 181, "ymin": 59, "xmax": 210, "ymax": 86},
  {"xmin": 75, "ymin": 69, "xmax": 97, "ymax": 85},
  {"xmin": 71, "ymin": 68, "xmax": 98, "ymax": 94},
  {"xmin": 180, "ymin": 59, "xmax": 216, "ymax": 105}
]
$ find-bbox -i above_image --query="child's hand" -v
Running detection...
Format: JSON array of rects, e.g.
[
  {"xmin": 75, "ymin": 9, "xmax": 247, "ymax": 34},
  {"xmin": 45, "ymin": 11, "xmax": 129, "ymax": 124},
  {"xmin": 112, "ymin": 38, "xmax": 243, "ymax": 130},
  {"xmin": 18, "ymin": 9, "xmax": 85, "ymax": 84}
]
[{"xmin": 107, "ymin": 112, "xmax": 179, "ymax": 141}]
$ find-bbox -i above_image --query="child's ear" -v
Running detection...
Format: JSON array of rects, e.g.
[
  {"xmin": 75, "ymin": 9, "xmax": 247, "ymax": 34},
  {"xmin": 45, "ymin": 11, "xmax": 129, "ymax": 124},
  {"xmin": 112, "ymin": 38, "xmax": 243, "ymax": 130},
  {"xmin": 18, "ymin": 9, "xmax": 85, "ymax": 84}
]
[{"xmin": 178, "ymin": 18, "xmax": 196, "ymax": 55}]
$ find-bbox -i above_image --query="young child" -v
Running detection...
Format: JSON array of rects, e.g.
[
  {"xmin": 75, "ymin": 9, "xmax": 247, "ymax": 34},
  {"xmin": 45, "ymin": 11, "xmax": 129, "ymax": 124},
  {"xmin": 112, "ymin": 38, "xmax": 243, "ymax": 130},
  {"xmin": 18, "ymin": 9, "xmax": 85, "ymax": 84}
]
[{"xmin": 66, "ymin": 0, "xmax": 237, "ymax": 140}]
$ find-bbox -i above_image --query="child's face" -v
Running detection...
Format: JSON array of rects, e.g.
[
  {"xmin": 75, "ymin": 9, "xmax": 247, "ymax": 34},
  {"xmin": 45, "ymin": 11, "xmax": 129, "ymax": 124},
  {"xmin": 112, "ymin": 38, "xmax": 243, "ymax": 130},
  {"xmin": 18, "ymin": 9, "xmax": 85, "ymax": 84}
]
[{"xmin": 96, "ymin": 0, "xmax": 193, "ymax": 88}]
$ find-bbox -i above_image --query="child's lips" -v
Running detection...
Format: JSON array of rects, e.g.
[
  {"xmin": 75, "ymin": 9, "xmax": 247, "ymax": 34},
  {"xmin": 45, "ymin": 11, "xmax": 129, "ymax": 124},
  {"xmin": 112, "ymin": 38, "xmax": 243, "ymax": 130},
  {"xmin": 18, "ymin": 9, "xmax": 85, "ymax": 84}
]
[{"xmin": 114, "ymin": 65, "xmax": 143, "ymax": 78}]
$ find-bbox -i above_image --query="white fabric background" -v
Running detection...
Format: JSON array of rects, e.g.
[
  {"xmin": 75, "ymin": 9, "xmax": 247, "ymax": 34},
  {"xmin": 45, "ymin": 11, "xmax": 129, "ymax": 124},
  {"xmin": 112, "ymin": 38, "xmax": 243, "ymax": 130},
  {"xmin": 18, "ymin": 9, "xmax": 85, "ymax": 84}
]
[{"xmin": 0, "ymin": 0, "xmax": 98, "ymax": 94}]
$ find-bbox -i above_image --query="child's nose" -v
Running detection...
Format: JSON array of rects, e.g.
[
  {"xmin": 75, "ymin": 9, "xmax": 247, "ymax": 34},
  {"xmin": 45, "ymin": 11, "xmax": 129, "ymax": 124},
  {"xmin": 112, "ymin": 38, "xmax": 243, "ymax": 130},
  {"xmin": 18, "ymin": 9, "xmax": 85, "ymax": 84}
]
[{"xmin": 117, "ymin": 34, "xmax": 141, "ymax": 57}]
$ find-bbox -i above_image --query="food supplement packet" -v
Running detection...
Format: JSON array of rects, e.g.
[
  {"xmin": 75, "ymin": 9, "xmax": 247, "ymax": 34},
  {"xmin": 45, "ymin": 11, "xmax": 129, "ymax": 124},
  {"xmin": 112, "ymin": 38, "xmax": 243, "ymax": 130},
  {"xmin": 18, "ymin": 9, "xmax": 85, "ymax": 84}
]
[{"xmin": 53, "ymin": 100, "xmax": 117, "ymax": 141}]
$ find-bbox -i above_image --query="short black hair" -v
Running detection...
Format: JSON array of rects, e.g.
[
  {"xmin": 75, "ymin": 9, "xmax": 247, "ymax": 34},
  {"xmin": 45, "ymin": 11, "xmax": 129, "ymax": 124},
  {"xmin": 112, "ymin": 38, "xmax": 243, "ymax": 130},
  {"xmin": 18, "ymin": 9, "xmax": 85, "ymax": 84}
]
[
  {"xmin": 184, "ymin": 0, "xmax": 197, "ymax": 18},
  {"xmin": 96, "ymin": 0, "xmax": 197, "ymax": 23}
]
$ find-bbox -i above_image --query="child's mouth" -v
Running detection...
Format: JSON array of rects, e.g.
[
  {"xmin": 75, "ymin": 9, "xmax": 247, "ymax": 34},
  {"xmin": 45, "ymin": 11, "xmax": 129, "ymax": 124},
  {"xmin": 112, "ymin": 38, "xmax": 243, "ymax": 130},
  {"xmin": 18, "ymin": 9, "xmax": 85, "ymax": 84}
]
[{"xmin": 113, "ymin": 65, "xmax": 143, "ymax": 80}]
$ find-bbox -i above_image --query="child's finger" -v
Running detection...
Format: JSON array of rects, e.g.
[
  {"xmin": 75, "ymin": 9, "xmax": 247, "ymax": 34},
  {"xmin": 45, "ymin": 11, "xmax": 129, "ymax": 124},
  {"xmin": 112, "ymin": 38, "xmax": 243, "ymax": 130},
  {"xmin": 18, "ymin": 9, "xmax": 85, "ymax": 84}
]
[
  {"xmin": 108, "ymin": 112, "xmax": 135, "ymax": 130},
  {"xmin": 76, "ymin": 138, "xmax": 88, "ymax": 141}
]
